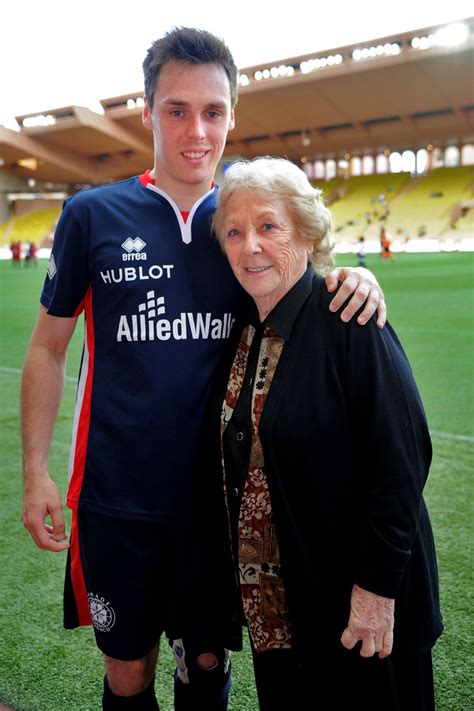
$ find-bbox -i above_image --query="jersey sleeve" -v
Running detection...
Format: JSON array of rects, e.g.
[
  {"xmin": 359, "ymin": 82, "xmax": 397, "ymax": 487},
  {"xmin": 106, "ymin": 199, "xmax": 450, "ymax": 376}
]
[{"xmin": 41, "ymin": 198, "xmax": 91, "ymax": 316}]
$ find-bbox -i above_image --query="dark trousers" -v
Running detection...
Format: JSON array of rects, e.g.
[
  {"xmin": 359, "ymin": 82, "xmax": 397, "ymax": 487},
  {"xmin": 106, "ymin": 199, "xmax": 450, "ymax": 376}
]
[{"xmin": 251, "ymin": 640, "xmax": 435, "ymax": 710}]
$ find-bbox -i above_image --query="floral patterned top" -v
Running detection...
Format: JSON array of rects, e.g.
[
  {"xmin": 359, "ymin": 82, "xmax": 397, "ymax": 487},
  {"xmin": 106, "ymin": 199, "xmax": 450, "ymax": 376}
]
[{"xmin": 221, "ymin": 323, "xmax": 292, "ymax": 653}]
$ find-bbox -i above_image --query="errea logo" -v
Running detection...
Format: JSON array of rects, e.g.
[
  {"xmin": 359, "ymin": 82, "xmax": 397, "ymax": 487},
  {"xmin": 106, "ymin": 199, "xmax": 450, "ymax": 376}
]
[
  {"xmin": 47, "ymin": 253, "xmax": 57, "ymax": 279},
  {"xmin": 121, "ymin": 237, "xmax": 147, "ymax": 261}
]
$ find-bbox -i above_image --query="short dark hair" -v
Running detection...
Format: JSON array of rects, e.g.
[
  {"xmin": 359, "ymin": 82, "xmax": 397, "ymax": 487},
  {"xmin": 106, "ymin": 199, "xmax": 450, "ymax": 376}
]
[{"xmin": 143, "ymin": 27, "xmax": 239, "ymax": 109}]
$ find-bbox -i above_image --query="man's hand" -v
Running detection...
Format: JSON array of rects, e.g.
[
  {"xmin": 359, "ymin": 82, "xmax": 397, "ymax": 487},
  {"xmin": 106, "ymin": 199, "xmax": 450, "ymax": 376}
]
[
  {"xmin": 325, "ymin": 267, "xmax": 386, "ymax": 328},
  {"xmin": 340, "ymin": 584, "xmax": 395, "ymax": 659},
  {"xmin": 22, "ymin": 473, "xmax": 70, "ymax": 552},
  {"xmin": 20, "ymin": 307, "xmax": 77, "ymax": 553}
]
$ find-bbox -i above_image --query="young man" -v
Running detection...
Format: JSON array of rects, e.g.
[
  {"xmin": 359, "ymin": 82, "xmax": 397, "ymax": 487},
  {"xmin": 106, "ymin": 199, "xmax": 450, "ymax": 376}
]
[{"xmin": 20, "ymin": 27, "xmax": 386, "ymax": 711}]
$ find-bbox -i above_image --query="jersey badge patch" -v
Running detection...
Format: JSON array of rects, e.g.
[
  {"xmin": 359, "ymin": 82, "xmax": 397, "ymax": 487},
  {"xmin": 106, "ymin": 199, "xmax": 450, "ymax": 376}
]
[{"xmin": 87, "ymin": 592, "xmax": 116, "ymax": 632}]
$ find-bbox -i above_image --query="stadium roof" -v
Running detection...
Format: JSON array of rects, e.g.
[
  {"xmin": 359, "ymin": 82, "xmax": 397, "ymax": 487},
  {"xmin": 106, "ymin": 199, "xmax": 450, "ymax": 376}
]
[{"xmin": 1, "ymin": 19, "xmax": 473, "ymax": 190}]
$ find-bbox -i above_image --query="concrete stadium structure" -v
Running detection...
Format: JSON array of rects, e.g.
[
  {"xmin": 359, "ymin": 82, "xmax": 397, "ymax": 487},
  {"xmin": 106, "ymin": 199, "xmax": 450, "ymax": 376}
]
[{"xmin": 0, "ymin": 18, "xmax": 472, "ymax": 247}]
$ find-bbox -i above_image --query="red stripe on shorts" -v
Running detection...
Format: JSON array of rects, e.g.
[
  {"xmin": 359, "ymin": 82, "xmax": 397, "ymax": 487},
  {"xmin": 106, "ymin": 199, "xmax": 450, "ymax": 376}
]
[{"xmin": 70, "ymin": 510, "xmax": 92, "ymax": 625}]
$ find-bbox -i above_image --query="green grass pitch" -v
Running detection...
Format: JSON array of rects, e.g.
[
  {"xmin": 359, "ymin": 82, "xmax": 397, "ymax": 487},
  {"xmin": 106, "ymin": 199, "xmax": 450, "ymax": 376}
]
[{"xmin": 0, "ymin": 252, "xmax": 473, "ymax": 710}]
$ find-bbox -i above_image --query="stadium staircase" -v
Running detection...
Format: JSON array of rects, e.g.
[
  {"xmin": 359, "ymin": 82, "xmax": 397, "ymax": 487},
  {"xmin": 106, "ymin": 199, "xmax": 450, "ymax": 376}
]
[{"xmin": 384, "ymin": 166, "xmax": 473, "ymax": 240}]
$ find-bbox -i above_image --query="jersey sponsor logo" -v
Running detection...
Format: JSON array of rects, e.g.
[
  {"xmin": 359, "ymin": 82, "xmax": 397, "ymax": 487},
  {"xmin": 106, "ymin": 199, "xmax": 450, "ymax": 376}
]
[
  {"xmin": 117, "ymin": 290, "xmax": 234, "ymax": 342},
  {"xmin": 122, "ymin": 236, "xmax": 147, "ymax": 261},
  {"xmin": 87, "ymin": 592, "xmax": 116, "ymax": 632},
  {"xmin": 100, "ymin": 264, "xmax": 174, "ymax": 283}
]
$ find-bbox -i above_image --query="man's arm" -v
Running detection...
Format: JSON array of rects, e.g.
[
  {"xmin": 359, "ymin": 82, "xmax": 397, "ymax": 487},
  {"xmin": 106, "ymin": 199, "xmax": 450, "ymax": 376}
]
[
  {"xmin": 325, "ymin": 266, "xmax": 386, "ymax": 329},
  {"xmin": 21, "ymin": 305, "xmax": 78, "ymax": 552}
]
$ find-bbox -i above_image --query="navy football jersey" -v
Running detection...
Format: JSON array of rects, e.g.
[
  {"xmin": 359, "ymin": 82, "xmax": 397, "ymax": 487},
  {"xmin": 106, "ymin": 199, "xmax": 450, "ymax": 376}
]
[{"xmin": 41, "ymin": 173, "xmax": 244, "ymax": 520}]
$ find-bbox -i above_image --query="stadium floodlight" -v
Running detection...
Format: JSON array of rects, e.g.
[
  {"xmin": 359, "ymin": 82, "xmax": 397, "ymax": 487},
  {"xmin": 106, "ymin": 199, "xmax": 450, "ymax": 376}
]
[
  {"xmin": 352, "ymin": 42, "xmax": 401, "ymax": 61},
  {"xmin": 238, "ymin": 73, "xmax": 250, "ymax": 86},
  {"xmin": 434, "ymin": 23, "xmax": 469, "ymax": 47},
  {"xmin": 300, "ymin": 53, "xmax": 344, "ymax": 73},
  {"xmin": 23, "ymin": 114, "xmax": 56, "ymax": 128},
  {"xmin": 411, "ymin": 22, "xmax": 468, "ymax": 50},
  {"xmin": 17, "ymin": 157, "xmax": 39, "ymax": 171},
  {"xmin": 301, "ymin": 130, "xmax": 311, "ymax": 147}
]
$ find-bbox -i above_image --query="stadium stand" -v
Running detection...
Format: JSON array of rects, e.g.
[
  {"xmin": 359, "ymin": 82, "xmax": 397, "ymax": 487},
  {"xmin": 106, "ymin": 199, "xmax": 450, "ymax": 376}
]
[
  {"xmin": 0, "ymin": 18, "xmax": 473, "ymax": 253},
  {"xmin": 1, "ymin": 169, "xmax": 471, "ymax": 256},
  {"xmin": 321, "ymin": 172, "xmax": 412, "ymax": 242},
  {"xmin": 5, "ymin": 207, "xmax": 60, "ymax": 248},
  {"xmin": 448, "ymin": 201, "xmax": 474, "ymax": 238},
  {"xmin": 386, "ymin": 166, "xmax": 473, "ymax": 240},
  {"xmin": 316, "ymin": 178, "xmax": 344, "ymax": 206},
  {"xmin": 311, "ymin": 167, "xmax": 473, "ymax": 246}
]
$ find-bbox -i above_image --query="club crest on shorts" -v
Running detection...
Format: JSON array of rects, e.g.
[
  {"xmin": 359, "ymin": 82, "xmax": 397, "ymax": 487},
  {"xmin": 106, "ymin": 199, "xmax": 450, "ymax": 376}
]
[{"xmin": 87, "ymin": 592, "xmax": 116, "ymax": 632}]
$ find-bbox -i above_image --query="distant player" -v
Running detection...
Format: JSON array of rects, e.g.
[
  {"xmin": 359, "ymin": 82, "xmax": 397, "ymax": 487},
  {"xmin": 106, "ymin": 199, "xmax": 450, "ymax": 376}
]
[
  {"xmin": 29, "ymin": 241, "xmax": 38, "ymax": 267},
  {"xmin": 11, "ymin": 240, "xmax": 21, "ymax": 266},
  {"xmin": 357, "ymin": 236, "xmax": 367, "ymax": 267},
  {"xmin": 380, "ymin": 227, "xmax": 395, "ymax": 261}
]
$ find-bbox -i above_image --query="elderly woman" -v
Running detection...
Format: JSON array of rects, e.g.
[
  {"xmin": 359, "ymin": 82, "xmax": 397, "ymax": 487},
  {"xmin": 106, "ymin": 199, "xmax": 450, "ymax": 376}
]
[{"xmin": 195, "ymin": 157, "xmax": 443, "ymax": 710}]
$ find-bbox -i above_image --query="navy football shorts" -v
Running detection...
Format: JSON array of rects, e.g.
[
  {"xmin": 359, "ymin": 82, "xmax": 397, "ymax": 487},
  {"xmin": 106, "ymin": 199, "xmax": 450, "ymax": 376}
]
[{"xmin": 64, "ymin": 509, "xmax": 182, "ymax": 660}]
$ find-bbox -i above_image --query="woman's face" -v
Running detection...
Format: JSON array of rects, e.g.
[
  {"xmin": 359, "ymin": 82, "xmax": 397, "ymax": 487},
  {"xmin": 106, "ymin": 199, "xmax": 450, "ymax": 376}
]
[{"xmin": 222, "ymin": 191, "xmax": 312, "ymax": 320}]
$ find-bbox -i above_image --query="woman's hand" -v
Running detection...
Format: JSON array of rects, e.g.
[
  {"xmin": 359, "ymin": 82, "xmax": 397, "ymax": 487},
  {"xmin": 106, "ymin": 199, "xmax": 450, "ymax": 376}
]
[
  {"xmin": 340, "ymin": 584, "xmax": 395, "ymax": 659},
  {"xmin": 325, "ymin": 267, "xmax": 386, "ymax": 328}
]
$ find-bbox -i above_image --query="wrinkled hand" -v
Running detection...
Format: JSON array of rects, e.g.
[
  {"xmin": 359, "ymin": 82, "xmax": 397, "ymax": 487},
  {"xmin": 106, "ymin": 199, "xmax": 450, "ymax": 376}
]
[
  {"xmin": 341, "ymin": 584, "xmax": 394, "ymax": 659},
  {"xmin": 22, "ymin": 473, "xmax": 69, "ymax": 552},
  {"xmin": 325, "ymin": 267, "xmax": 386, "ymax": 328}
]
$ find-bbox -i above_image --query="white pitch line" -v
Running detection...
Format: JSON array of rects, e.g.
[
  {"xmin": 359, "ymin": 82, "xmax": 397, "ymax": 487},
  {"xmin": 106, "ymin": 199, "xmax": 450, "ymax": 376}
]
[{"xmin": 431, "ymin": 430, "xmax": 474, "ymax": 444}]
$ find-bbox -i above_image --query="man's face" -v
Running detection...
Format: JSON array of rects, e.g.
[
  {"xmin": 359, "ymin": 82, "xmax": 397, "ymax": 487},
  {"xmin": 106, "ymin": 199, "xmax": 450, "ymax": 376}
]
[{"xmin": 143, "ymin": 61, "xmax": 235, "ymax": 197}]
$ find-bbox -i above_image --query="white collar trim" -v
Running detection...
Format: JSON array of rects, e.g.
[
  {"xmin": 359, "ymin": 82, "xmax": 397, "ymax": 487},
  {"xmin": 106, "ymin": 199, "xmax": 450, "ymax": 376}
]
[{"xmin": 145, "ymin": 183, "xmax": 214, "ymax": 244}]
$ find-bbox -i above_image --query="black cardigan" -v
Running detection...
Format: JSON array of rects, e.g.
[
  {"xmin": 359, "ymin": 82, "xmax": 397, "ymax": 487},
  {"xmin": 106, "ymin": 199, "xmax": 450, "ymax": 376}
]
[{"xmin": 192, "ymin": 271, "xmax": 443, "ymax": 658}]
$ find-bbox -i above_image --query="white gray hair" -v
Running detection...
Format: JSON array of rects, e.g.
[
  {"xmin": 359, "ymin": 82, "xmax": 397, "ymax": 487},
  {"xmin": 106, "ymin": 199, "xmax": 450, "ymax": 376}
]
[{"xmin": 213, "ymin": 157, "xmax": 334, "ymax": 273}]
